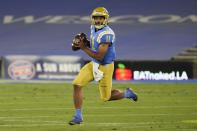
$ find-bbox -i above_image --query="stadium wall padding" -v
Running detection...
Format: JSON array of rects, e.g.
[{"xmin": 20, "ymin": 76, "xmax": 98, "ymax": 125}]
[
  {"xmin": 113, "ymin": 60, "xmax": 195, "ymax": 80},
  {"xmin": 0, "ymin": 57, "xmax": 196, "ymax": 80},
  {"xmin": 193, "ymin": 61, "xmax": 197, "ymax": 78},
  {"xmin": 1, "ymin": 55, "xmax": 84, "ymax": 80},
  {"xmin": 0, "ymin": 60, "xmax": 1, "ymax": 77}
]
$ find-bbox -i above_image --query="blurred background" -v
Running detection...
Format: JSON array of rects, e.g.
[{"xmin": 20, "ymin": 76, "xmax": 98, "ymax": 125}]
[
  {"xmin": 0, "ymin": 0, "xmax": 197, "ymax": 81},
  {"xmin": 0, "ymin": 1, "xmax": 197, "ymax": 130}
]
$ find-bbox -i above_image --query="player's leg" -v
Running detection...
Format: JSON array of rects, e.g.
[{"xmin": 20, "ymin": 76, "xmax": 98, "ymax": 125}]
[
  {"xmin": 99, "ymin": 62, "xmax": 117, "ymax": 101},
  {"xmin": 73, "ymin": 85, "xmax": 83, "ymax": 109},
  {"xmin": 109, "ymin": 88, "xmax": 138, "ymax": 101},
  {"xmin": 69, "ymin": 62, "xmax": 94, "ymax": 125},
  {"xmin": 109, "ymin": 89, "xmax": 125, "ymax": 100},
  {"xmin": 99, "ymin": 62, "xmax": 138, "ymax": 101}
]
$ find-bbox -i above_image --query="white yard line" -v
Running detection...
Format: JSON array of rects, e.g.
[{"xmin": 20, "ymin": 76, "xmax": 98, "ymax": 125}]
[
  {"xmin": 0, "ymin": 121, "xmax": 194, "ymax": 128},
  {"xmin": 0, "ymin": 116, "xmax": 196, "ymax": 128},
  {"xmin": 0, "ymin": 102, "xmax": 72, "ymax": 105},
  {"xmin": 3, "ymin": 119, "xmax": 62, "ymax": 123},
  {"xmin": 0, "ymin": 97, "xmax": 66, "ymax": 99},
  {"xmin": 0, "ymin": 123, "xmax": 66, "ymax": 127},
  {"xmin": 0, "ymin": 116, "xmax": 55, "ymax": 119},
  {"xmin": 0, "ymin": 113, "xmax": 197, "ymax": 120},
  {"xmin": 0, "ymin": 105, "xmax": 196, "ymax": 111}
]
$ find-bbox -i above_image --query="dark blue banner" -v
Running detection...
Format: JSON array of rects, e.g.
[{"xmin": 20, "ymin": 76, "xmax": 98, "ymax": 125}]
[{"xmin": 1, "ymin": 55, "xmax": 84, "ymax": 80}]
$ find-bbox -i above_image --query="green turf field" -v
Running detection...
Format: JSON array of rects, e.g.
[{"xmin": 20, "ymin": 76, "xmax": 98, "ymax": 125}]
[{"xmin": 0, "ymin": 83, "xmax": 197, "ymax": 131}]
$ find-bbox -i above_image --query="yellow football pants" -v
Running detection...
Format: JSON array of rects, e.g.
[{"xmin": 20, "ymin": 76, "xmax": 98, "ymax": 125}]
[{"xmin": 72, "ymin": 61, "xmax": 114, "ymax": 101}]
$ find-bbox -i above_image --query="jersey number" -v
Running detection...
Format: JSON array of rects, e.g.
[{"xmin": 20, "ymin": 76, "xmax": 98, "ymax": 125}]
[
  {"xmin": 90, "ymin": 35, "xmax": 95, "ymax": 50},
  {"xmin": 106, "ymin": 35, "xmax": 111, "ymax": 42}
]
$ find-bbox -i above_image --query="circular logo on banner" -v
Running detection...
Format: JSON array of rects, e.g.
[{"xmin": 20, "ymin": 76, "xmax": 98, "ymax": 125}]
[{"xmin": 8, "ymin": 60, "xmax": 36, "ymax": 80}]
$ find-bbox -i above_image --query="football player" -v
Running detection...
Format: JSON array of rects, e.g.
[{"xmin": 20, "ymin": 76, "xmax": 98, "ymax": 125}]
[{"xmin": 69, "ymin": 7, "xmax": 138, "ymax": 125}]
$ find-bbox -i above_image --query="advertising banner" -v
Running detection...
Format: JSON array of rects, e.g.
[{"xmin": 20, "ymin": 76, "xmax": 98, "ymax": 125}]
[
  {"xmin": 1, "ymin": 55, "xmax": 84, "ymax": 80},
  {"xmin": 114, "ymin": 60, "xmax": 194, "ymax": 80}
]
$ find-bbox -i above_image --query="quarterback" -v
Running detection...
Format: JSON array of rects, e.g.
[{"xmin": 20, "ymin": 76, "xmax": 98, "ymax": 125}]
[{"xmin": 69, "ymin": 7, "xmax": 138, "ymax": 125}]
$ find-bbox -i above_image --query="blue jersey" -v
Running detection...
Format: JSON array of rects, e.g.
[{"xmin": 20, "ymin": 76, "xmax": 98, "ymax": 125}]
[{"xmin": 90, "ymin": 25, "xmax": 116, "ymax": 65}]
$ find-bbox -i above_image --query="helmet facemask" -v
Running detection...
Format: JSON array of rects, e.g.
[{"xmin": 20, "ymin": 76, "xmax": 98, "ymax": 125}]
[{"xmin": 92, "ymin": 16, "xmax": 106, "ymax": 29}]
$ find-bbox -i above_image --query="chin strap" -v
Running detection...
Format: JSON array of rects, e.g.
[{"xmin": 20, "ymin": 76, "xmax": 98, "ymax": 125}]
[{"xmin": 95, "ymin": 25, "xmax": 104, "ymax": 29}]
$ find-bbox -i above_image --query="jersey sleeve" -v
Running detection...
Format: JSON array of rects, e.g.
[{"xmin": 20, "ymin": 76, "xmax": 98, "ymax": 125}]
[{"xmin": 97, "ymin": 31, "xmax": 115, "ymax": 44}]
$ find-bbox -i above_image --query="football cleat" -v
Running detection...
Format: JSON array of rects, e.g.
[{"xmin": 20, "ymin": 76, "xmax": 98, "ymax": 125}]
[
  {"xmin": 68, "ymin": 115, "xmax": 83, "ymax": 125},
  {"xmin": 125, "ymin": 88, "xmax": 138, "ymax": 101}
]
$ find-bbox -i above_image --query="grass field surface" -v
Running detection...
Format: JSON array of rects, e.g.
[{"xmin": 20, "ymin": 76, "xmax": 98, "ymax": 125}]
[{"xmin": 0, "ymin": 83, "xmax": 197, "ymax": 131}]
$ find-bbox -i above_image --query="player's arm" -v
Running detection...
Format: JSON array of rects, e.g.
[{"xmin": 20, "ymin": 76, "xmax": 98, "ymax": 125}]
[{"xmin": 80, "ymin": 43, "xmax": 109, "ymax": 61}]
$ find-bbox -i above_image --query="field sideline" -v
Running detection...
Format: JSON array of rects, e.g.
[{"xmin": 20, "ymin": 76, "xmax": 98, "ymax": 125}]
[{"xmin": 0, "ymin": 82, "xmax": 197, "ymax": 131}]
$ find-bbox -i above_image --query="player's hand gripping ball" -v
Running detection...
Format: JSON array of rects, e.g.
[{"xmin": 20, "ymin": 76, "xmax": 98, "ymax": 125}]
[{"xmin": 72, "ymin": 33, "xmax": 90, "ymax": 51}]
